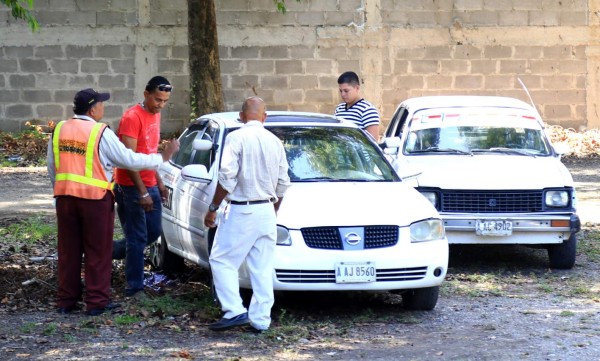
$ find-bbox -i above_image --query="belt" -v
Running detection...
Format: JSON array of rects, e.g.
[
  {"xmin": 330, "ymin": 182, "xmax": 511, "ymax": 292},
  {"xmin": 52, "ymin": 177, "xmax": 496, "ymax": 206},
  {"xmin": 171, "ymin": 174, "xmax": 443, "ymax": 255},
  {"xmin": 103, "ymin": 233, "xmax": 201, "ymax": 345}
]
[{"xmin": 229, "ymin": 198, "xmax": 274, "ymax": 205}]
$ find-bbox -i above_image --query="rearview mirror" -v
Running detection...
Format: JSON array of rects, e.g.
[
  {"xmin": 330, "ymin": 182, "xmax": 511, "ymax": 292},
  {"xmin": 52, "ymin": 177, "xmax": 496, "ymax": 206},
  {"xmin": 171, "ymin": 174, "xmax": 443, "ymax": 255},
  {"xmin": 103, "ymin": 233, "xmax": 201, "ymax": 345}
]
[{"xmin": 181, "ymin": 164, "xmax": 211, "ymax": 184}]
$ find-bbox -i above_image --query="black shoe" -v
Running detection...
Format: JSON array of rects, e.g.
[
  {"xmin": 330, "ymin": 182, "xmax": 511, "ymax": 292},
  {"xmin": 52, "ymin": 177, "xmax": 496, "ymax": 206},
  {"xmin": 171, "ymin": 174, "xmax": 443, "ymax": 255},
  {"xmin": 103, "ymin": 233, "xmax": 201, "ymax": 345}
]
[
  {"xmin": 85, "ymin": 302, "xmax": 121, "ymax": 316},
  {"xmin": 57, "ymin": 304, "xmax": 81, "ymax": 314},
  {"xmin": 208, "ymin": 312, "xmax": 250, "ymax": 331},
  {"xmin": 244, "ymin": 325, "xmax": 267, "ymax": 334}
]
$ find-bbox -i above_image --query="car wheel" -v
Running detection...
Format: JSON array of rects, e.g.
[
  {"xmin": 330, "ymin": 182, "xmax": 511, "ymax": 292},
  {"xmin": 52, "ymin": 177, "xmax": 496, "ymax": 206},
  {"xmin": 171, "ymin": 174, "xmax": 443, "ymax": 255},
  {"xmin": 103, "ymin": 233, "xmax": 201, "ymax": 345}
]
[
  {"xmin": 547, "ymin": 233, "xmax": 577, "ymax": 270},
  {"xmin": 401, "ymin": 286, "xmax": 439, "ymax": 311},
  {"xmin": 150, "ymin": 233, "xmax": 186, "ymax": 276}
]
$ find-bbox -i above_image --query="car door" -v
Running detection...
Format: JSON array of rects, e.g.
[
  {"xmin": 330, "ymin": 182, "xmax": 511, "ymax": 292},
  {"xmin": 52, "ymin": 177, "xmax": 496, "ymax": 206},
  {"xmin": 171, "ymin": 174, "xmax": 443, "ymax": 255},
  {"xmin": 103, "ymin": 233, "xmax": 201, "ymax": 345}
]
[{"xmin": 160, "ymin": 119, "xmax": 222, "ymax": 267}]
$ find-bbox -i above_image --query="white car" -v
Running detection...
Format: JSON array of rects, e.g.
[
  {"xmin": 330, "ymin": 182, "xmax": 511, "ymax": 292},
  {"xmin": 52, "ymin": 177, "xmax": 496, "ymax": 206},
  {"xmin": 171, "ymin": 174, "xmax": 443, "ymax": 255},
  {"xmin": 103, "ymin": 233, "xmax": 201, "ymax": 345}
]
[
  {"xmin": 381, "ymin": 96, "xmax": 581, "ymax": 269},
  {"xmin": 154, "ymin": 111, "xmax": 448, "ymax": 310}
]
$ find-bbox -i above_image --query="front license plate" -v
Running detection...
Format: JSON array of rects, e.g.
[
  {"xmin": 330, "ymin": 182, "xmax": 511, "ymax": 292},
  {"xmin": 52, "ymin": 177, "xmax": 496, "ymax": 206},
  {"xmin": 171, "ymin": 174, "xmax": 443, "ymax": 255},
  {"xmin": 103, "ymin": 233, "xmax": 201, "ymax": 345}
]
[
  {"xmin": 335, "ymin": 262, "xmax": 376, "ymax": 283},
  {"xmin": 475, "ymin": 219, "xmax": 513, "ymax": 236}
]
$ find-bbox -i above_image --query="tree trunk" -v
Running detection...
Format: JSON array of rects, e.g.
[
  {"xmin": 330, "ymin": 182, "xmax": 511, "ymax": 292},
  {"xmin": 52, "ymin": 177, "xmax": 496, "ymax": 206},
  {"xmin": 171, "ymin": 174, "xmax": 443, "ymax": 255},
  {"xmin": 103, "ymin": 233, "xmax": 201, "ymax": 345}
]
[{"xmin": 188, "ymin": 0, "xmax": 224, "ymax": 117}]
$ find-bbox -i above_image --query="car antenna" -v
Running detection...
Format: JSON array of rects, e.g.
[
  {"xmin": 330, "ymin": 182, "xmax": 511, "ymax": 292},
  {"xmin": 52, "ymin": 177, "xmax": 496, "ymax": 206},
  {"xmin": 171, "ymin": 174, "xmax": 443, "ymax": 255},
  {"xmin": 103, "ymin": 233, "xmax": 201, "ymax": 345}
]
[{"xmin": 517, "ymin": 77, "xmax": 543, "ymax": 119}]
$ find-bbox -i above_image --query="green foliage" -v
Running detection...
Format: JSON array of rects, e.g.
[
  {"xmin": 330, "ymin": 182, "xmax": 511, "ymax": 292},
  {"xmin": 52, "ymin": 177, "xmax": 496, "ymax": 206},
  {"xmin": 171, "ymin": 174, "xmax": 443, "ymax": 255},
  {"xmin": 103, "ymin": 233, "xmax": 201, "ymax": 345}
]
[
  {"xmin": 43, "ymin": 323, "xmax": 57, "ymax": 336},
  {"xmin": 273, "ymin": 0, "xmax": 300, "ymax": 14},
  {"xmin": 1, "ymin": 0, "xmax": 39, "ymax": 32}
]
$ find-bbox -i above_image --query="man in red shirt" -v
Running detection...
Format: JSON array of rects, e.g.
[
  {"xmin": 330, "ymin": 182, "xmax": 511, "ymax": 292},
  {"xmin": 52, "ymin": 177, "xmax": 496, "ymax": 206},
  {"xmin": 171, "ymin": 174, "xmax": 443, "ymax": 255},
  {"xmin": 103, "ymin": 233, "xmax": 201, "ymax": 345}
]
[{"xmin": 113, "ymin": 76, "xmax": 172, "ymax": 298}]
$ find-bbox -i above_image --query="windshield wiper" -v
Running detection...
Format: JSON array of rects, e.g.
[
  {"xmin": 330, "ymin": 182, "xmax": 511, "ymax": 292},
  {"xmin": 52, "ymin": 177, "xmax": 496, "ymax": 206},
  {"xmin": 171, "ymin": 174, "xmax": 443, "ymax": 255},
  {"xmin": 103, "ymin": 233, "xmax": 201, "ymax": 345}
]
[
  {"xmin": 297, "ymin": 176, "xmax": 335, "ymax": 182},
  {"xmin": 297, "ymin": 177, "xmax": 378, "ymax": 182},
  {"xmin": 410, "ymin": 147, "xmax": 472, "ymax": 155},
  {"xmin": 473, "ymin": 148, "xmax": 537, "ymax": 157}
]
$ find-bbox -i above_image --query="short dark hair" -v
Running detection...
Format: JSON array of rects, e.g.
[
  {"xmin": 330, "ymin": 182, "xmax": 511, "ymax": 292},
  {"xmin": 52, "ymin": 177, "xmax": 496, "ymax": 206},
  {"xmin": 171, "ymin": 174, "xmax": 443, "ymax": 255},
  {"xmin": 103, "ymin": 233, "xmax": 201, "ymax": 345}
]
[
  {"xmin": 337, "ymin": 71, "xmax": 360, "ymax": 86},
  {"xmin": 145, "ymin": 76, "xmax": 171, "ymax": 92}
]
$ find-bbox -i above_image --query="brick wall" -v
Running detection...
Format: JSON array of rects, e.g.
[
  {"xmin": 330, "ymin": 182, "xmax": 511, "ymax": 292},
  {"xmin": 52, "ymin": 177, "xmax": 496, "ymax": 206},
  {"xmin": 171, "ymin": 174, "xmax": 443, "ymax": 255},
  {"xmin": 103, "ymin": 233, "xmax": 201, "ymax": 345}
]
[{"xmin": 0, "ymin": 0, "xmax": 598, "ymax": 134}]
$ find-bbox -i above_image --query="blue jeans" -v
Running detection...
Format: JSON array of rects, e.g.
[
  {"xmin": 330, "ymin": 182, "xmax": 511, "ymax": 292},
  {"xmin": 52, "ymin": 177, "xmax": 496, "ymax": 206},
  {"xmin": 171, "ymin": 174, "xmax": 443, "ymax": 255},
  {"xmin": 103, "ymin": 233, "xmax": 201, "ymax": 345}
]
[{"xmin": 115, "ymin": 185, "xmax": 162, "ymax": 296}]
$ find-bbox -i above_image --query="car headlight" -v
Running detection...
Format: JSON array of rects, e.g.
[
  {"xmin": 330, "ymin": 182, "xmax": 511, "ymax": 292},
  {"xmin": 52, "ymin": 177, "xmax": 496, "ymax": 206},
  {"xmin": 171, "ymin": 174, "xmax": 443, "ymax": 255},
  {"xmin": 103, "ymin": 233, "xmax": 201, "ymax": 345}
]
[
  {"xmin": 410, "ymin": 218, "xmax": 445, "ymax": 243},
  {"xmin": 419, "ymin": 191, "xmax": 438, "ymax": 208},
  {"xmin": 276, "ymin": 226, "xmax": 291, "ymax": 246},
  {"xmin": 545, "ymin": 190, "xmax": 569, "ymax": 207}
]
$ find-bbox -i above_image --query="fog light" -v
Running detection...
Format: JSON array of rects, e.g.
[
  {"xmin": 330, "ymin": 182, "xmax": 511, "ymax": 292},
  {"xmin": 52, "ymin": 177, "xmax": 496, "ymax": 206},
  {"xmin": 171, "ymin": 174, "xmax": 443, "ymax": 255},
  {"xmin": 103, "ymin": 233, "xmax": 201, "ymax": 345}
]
[{"xmin": 433, "ymin": 267, "xmax": 443, "ymax": 277}]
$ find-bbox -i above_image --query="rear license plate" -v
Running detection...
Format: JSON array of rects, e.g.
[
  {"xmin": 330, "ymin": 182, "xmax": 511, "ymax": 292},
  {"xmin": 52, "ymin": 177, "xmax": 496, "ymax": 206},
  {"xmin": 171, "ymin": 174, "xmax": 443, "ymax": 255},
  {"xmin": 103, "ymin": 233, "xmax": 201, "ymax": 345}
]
[
  {"xmin": 475, "ymin": 219, "xmax": 513, "ymax": 236},
  {"xmin": 335, "ymin": 262, "xmax": 376, "ymax": 283}
]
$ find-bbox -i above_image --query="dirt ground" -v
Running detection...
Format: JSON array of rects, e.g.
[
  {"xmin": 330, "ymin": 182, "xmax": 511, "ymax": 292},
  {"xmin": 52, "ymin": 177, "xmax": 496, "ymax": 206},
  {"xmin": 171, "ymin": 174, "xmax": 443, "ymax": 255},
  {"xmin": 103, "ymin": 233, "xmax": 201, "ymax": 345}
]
[{"xmin": 0, "ymin": 158, "xmax": 599, "ymax": 361}]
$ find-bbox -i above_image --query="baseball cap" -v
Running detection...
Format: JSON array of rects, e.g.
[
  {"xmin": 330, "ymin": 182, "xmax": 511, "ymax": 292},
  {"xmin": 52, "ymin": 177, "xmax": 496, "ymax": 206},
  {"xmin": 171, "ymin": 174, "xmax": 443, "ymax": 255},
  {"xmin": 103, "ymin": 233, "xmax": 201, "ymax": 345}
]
[{"xmin": 73, "ymin": 88, "xmax": 110, "ymax": 114}]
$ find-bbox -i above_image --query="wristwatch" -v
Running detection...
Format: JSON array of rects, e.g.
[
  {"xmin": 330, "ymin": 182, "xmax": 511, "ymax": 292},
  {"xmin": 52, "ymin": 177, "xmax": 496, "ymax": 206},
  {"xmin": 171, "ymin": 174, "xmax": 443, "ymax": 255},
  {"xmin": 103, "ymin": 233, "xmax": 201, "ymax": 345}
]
[{"xmin": 208, "ymin": 203, "xmax": 219, "ymax": 212}]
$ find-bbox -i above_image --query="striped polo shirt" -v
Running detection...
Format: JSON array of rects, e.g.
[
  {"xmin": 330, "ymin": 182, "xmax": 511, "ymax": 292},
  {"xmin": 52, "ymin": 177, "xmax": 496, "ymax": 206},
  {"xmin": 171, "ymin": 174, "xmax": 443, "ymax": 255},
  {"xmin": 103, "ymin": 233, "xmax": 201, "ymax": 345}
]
[{"xmin": 334, "ymin": 98, "xmax": 381, "ymax": 130}]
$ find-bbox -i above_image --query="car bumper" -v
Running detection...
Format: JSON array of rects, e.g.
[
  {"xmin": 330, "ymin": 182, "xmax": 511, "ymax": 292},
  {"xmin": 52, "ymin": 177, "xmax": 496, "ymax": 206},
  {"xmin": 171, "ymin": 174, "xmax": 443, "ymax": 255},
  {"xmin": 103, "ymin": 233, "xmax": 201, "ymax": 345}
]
[
  {"xmin": 442, "ymin": 212, "xmax": 580, "ymax": 245},
  {"xmin": 239, "ymin": 229, "xmax": 448, "ymax": 291}
]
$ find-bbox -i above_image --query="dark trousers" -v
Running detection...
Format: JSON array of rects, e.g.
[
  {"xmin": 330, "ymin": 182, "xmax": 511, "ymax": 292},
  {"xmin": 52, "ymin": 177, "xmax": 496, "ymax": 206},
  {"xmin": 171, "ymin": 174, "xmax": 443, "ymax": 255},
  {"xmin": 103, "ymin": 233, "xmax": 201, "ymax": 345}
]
[{"xmin": 56, "ymin": 192, "xmax": 114, "ymax": 311}]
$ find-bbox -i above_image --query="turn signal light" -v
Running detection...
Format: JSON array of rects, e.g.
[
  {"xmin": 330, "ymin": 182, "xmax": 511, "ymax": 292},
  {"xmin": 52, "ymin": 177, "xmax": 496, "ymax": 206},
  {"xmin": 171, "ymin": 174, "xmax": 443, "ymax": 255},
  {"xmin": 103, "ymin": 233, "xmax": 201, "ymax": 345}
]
[{"xmin": 551, "ymin": 220, "xmax": 570, "ymax": 227}]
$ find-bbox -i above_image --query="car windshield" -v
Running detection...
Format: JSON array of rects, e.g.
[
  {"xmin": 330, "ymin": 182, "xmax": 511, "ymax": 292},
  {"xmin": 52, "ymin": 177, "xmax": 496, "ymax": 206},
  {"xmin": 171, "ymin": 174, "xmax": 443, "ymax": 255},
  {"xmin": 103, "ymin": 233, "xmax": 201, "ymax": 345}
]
[
  {"xmin": 269, "ymin": 126, "xmax": 398, "ymax": 182},
  {"xmin": 404, "ymin": 111, "xmax": 551, "ymax": 156}
]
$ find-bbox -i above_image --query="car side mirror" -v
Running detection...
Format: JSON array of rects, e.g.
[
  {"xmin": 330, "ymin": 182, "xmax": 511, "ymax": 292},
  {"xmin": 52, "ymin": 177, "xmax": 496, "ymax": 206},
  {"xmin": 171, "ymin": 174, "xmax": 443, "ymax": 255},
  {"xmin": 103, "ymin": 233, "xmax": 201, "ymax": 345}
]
[
  {"xmin": 181, "ymin": 164, "xmax": 211, "ymax": 183},
  {"xmin": 192, "ymin": 139, "xmax": 214, "ymax": 151},
  {"xmin": 381, "ymin": 136, "xmax": 402, "ymax": 154}
]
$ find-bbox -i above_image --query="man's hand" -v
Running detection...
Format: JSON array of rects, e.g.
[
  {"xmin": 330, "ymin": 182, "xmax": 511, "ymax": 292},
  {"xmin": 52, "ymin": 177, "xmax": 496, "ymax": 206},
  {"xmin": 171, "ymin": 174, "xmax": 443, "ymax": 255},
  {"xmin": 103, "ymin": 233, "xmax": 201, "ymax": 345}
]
[
  {"xmin": 204, "ymin": 211, "xmax": 217, "ymax": 228},
  {"xmin": 161, "ymin": 138, "xmax": 180, "ymax": 162},
  {"xmin": 139, "ymin": 194, "xmax": 153, "ymax": 212}
]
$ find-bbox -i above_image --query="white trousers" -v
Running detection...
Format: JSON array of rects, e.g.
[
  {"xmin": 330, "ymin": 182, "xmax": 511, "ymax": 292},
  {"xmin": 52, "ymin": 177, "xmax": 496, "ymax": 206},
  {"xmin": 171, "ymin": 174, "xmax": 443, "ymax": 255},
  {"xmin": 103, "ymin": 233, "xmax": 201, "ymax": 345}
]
[{"xmin": 209, "ymin": 202, "xmax": 277, "ymax": 330}]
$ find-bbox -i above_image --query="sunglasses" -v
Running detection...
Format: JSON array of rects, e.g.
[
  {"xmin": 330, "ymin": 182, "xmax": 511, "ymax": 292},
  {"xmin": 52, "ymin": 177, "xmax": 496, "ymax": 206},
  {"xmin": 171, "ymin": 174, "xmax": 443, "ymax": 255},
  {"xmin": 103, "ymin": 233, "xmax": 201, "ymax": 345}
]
[{"xmin": 147, "ymin": 83, "xmax": 173, "ymax": 92}]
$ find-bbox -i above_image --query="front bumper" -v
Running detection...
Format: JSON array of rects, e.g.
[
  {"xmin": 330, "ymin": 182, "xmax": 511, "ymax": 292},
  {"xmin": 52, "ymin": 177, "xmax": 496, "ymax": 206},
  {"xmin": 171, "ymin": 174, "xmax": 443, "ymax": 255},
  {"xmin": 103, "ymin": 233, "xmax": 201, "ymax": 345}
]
[
  {"xmin": 442, "ymin": 212, "xmax": 580, "ymax": 245},
  {"xmin": 238, "ymin": 228, "xmax": 449, "ymax": 291}
]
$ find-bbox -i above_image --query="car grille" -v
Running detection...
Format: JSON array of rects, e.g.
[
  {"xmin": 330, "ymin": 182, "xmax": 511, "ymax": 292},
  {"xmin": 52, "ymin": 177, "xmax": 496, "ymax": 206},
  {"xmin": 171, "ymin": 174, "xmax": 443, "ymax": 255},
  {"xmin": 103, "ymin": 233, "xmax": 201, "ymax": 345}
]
[
  {"xmin": 439, "ymin": 190, "xmax": 543, "ymax": 213},
  {"xmin": 301, "ymin": 226, "xmax": 399, "ymax": 249},
  {"xmin": 276, "ymin": 267, "xmax": 428, "ymax": 283}
]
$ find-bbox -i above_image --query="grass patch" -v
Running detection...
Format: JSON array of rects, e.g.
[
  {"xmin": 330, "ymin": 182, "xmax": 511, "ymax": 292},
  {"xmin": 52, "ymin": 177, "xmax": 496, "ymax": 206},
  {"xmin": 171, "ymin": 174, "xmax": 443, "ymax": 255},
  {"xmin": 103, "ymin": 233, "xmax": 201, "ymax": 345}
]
[
  {"xmin": 579, "ymin": 229, "xmax": 600, "ymax": 262},
  {"xmin": 0, "ymin": 215, "xmax": 56, "ymax": 245},
  {"xmin": 20, "ymin": 322, "xmax": 36, "ymax": 334},
  {"xmin": 114, "ymin": 314, "xmax": 141, "ymax": 326}
]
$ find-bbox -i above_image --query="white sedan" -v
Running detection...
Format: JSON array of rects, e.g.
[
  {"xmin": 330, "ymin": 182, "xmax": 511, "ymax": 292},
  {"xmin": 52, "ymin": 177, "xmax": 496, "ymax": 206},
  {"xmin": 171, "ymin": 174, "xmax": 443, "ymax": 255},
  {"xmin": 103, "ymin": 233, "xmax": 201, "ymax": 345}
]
[
  {"xmin": 381, "ymin": 96, "xmax": 580, "ymax": 269},
  {"xmin": 153, "ymin": 111, "xmax": 448, "ymax": 310}
]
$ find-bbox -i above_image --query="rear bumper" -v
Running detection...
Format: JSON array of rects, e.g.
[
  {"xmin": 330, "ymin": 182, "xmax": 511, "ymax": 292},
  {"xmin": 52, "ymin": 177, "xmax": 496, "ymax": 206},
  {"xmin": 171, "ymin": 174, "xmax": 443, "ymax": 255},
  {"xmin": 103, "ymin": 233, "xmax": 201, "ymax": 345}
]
[{"xmin": 442, "ymin": 212, "xmax": 580, "ymax": 244}]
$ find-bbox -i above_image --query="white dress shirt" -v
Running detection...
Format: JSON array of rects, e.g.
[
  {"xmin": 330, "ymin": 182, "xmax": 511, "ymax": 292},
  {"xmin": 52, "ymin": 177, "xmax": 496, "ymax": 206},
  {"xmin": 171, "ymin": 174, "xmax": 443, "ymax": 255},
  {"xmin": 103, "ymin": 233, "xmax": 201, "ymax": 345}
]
[{"xmin": 218, "ymin": 120, "xmax": 291, "ymax": 202}]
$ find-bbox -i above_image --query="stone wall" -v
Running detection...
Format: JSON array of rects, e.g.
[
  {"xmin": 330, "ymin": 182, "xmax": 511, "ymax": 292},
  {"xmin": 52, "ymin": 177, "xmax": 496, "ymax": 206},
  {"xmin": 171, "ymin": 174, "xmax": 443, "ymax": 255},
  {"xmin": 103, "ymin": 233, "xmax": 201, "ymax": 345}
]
[{"xmin": 1, "ymin": 0, "xmax": 598, "ymax": 135}]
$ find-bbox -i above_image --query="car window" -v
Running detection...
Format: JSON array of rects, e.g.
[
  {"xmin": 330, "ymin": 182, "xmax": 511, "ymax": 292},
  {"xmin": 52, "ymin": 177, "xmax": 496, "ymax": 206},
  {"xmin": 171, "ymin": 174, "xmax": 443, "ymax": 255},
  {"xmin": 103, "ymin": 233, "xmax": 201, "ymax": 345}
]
[
  {"xmin": 172, "ymin": 121, "xmax": 220, "ymax": 168},
  {"xmin": 404, "ymin": 111, "xmax": 551, "ymax": 156},
  {"xmin": 385, "ymin": 107, "xmax": 408, "ymax": 138},
  {"xmin": 268, "ymin": 126, "xmax": 398, "ymax": 182}
]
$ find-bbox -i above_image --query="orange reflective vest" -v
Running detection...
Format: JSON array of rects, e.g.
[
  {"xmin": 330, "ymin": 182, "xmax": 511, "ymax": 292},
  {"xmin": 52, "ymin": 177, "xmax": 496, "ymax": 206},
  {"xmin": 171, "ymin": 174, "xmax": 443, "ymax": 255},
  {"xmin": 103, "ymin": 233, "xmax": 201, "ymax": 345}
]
[{"xmin": 52, "ymin": 119, "xmax": 114, "ymax": 200}]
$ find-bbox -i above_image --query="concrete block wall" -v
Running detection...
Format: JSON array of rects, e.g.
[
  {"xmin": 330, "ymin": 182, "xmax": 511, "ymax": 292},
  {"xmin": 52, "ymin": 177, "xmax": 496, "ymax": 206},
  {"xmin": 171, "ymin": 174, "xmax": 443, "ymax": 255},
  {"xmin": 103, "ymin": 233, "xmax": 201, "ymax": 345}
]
[
  {"xmin": 216, "ymin": 0, "xmax": 596, "ymax": 132},
  {"xmin": 1, "ymin": 0, "xmax": 599, "ymax": 134},
  {"xmin": 0, "ymin": 0, "xmax": 189, "ymax": 133}
]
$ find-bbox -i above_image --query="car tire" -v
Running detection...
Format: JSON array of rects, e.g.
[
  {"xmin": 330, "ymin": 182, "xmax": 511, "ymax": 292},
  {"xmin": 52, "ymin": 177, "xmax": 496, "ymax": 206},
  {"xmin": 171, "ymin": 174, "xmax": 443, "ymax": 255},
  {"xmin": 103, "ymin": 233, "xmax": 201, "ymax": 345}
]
[
  {"xmin": 401, "ymin": 286, "xmax": 439, "ymax": 311},
  {"xmin": 150, "ymin": 233, "xmax": 186, "ymax": 276},
  {"xmin": 547, "ymin": 233, "xmax": 577, "ymax": 270}
]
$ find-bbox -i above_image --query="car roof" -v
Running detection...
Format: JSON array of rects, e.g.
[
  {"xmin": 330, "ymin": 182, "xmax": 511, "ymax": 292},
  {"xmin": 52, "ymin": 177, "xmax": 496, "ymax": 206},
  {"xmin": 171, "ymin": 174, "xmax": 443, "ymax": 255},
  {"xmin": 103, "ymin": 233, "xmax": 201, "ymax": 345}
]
[
  {"xmin": 400, "ymin": 96, "xmax": 538, "ymax": 114},
  {"xmin": 192, "ymin": 111, "xmax": 358, "ymax": 129}
]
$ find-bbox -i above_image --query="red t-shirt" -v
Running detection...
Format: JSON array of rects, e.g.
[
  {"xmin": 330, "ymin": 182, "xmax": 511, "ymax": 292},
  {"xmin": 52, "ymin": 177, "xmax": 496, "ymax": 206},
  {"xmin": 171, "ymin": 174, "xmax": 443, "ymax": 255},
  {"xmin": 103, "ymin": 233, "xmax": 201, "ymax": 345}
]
[{"xmin": 115, "ymin": 104, "xmax": 161, "ymax": 187}]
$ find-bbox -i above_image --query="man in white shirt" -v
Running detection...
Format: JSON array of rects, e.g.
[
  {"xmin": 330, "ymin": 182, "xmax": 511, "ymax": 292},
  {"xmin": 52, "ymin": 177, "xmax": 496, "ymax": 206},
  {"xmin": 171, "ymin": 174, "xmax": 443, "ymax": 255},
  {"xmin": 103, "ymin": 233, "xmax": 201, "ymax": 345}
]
[{"xmin": 204, "ymin": 96, "xmax": 291, "ymax": 332}]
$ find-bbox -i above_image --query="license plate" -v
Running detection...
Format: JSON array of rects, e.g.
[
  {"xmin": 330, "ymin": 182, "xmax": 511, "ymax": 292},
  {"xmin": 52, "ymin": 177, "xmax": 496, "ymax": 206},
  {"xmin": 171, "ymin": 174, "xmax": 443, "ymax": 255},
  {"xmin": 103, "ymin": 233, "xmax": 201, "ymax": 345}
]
[
  {"xmin": 475, "ymin": 219, "xmax": 513, "ymax": 236},
  {"xmin": 335, "ymin": 262, "xmax": 376, "ymax": 283},
  {"xmin": 163, "ymin": 186, "xmax": 173, "ymax": 210}
]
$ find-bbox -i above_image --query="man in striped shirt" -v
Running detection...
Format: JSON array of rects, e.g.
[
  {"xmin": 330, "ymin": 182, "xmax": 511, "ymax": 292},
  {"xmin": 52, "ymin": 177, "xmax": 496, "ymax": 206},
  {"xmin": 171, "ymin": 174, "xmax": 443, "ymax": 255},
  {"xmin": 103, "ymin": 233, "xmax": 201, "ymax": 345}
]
[{"xmin": 334, "ymin": 71, "xmax": 381, "ymax": 141}]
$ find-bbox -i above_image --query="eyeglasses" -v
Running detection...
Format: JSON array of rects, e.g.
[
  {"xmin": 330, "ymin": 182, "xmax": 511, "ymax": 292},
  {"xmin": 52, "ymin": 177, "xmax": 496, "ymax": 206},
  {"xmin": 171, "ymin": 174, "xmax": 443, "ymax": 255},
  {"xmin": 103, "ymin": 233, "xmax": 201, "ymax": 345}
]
[{"xmin": 147, "ymin": 83, "xmax": 173, "ymax": 92}]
